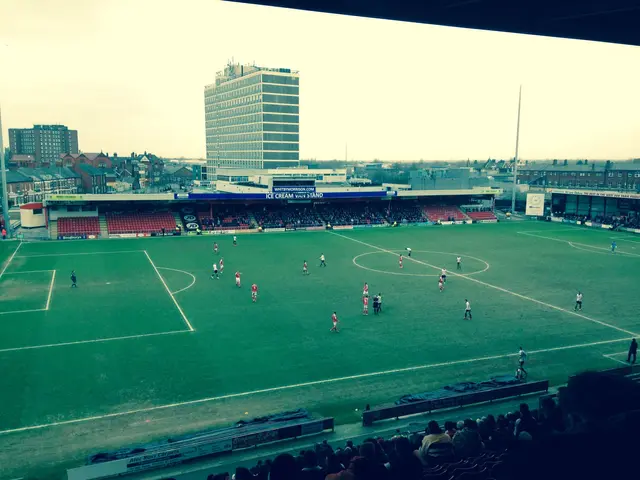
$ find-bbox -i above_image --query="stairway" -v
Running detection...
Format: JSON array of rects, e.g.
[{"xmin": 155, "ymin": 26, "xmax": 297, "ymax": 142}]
[
  {"xmin": 173, "ymin": 212, "xmax": 183, "ymax": 229},
  {"xmin": 98, "ymin": 214, "xmax": 109, "ymax": 237},
  {"xmin": 49, "ymin": 220, "xmax": 58, "ymax": 239}
]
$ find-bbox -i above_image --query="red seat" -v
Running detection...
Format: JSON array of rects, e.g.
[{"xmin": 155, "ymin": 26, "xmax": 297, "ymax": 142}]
[{"xmin": 58, "ymin": 217, "xmax": 100, "ymax": 236}]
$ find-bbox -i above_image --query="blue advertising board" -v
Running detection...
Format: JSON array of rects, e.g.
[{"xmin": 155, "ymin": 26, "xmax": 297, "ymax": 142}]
[{"xmin": 176, "ymin": 191, "xmax": 393, "ymax": 200}]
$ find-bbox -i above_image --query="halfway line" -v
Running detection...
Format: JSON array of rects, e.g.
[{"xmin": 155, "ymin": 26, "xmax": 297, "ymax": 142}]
[
  {"xmin": 332, "ymin": 232, "xmax": 640, "ymax": 338},
  {"xmin": 144, "ymin": 251, "xmax": 194, "ymax": 331},
  {"xmin": 0, "ymin": 336, "xmax": 628, "ymax": 435}
]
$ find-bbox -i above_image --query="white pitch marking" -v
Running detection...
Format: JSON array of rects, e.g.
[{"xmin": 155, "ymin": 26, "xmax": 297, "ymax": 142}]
[
  {"xmin": 352, "ymin": 250, "xmax": 490, "ymax": 278},
  {"xmin": 332, "ymin": 232, "xmax": 640, "ymax": 337},
  {"xmin": 15, "ymin": 250, "xmax": 144, "ymax": 258},
  {"xmin": 144, "ymin": 251, "xmax": 194, "ymax": 331},
  {"xmin": 518, "ymin": 232, "xmax": 640, "ymax": 258},
  {"xmin": 156, "ymin": 267, "xmax": 197, "ymax": 295},
  {"xmin": 0, "ymin": 308, "xmax": 47, "ymax": 316},
  {"xmin": 602, "ymin": 354, "xmax": 629, "ymax": 365},
  {"xmin": 2, "ymin": 270, "xmax": 56, "ymax": 275},
  {"xmin": 0, "ymin": 336, "xmax": 628, "ymax": 435},
  {"xmin": 0, "ymin": 329, "xmax": 191, "ymax": 354},
  {"xmin": 0, "ymin": 242, "xmax": 23, "ymax": 281},
  {"xmin": 45, "ymin": 270, "xmax": 56, "ymax": 311}
]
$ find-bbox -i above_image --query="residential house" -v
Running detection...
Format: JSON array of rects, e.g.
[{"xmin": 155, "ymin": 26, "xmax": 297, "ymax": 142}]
[
  {"xmin": 58, "ymin": 152, "xmax": 111, "ymax": 169},
  {"xmin": 9, "ymin": 154, "xmax": 38, "ymax": 169},
  {"xmin": 163, "ymin": 165, "xmax": 194, "ymax": 187},
  {"xmin": 74, "ymin": 164, "xmax": 108, "ymax": 193},
  {"xmin": 17, "ymin": 167, "xmax": 82, "ymax": 202},
  {"xmin": 2, "ymin": 171, "xmax": 35, "ymax": 206},
  {"xmin": 517, "ymin": 162, "xmax": 640, "ymax": 191}
]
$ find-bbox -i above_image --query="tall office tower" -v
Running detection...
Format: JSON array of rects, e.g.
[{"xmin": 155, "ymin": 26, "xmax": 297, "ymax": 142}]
[
  {"xmin": 205, "ymin": 63, "xmax": 299, "ymax": 170},
  {"xmin": 8, "ymin": 124, "xmax": 79, "ymax": 165}
]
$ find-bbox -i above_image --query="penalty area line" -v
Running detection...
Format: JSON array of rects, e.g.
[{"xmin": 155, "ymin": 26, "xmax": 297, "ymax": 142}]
[
  {"xmin": 0, "ymin": 336, "xmax": 629, "ymax": 435},
  {"xmin": 332, "ymin": 232, "xmax": 640, "ymax": 338},
  {"xmin": 0, "ymin": 242, "xmax": 23, "ymax": 281}
]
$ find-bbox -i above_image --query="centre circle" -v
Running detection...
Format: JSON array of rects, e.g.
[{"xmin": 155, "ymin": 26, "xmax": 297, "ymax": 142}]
[{"xmin": 352, "ymin": 250, "xmax": 490, "ymax": 277}]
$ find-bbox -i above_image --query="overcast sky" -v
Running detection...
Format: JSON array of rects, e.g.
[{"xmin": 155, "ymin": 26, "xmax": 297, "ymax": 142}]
[{"xmin": 1, "ymin": 0, "xmax": 639, "ymax": 161}]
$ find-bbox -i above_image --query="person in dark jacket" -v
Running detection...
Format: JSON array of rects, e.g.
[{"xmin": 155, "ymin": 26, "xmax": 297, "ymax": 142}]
[{"xmin": 628, "ymin": 338, "xmax": 638, "ymax": 364}]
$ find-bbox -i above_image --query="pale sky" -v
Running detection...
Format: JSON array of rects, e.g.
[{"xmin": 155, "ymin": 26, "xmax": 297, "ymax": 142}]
[{"xmin": 1, "ymin": 0, "xmax": 639, "ymax": 161}]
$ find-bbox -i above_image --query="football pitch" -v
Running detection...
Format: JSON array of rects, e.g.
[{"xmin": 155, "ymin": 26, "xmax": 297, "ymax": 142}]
[{"xmin": 0, "ymin": 221, "xmax": 639, "ymax": 472}]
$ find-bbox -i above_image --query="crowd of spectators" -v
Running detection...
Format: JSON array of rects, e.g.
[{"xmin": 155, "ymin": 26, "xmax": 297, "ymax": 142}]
[
  {"xmin": 205, "ymin": 370, "xmax": 640, "ymax": 480},
  {"xmin": 317, "ymin": 204, "xmax": 388, "ymax": 226},
  {"xmin": 386, "ymin": 204, "xmax": 427, "ymax": 224},
  {"xmin": 199, "ymin": 207, "xmax": 252, "ymax": 230},
  {"xmin": 254, "ymin": 206, "xmax": 323, "ymax": 229},
  {"xmin": 554, "ymin": 211, "xmax": 640, "ymax": 229}
]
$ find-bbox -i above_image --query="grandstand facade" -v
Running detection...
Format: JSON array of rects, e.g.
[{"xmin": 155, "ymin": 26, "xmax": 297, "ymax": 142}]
[{"xmin": 204, "ymin": 63, "xmax": 300, "ymax": 170}]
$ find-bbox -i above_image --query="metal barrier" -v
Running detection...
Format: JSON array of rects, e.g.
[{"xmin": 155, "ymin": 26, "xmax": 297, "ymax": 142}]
[{"xmin": 362, "ymin": 380, "xmax": 549, "ymax": 427}]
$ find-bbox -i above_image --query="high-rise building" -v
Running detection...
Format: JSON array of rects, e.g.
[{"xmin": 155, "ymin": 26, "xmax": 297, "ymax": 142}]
[
  {"xmin": 205, "ymin": 63, "xmax": 299, "ymax": 169},
  {"xmin": 8, "ymin": 124, "xmax": 79, "ymax": 165}
]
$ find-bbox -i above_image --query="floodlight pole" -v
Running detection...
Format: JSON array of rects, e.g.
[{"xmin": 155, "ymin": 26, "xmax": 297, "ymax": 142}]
[
  {"xmin": 511, "ymin": 85, "xmax": 522, "ymax": 214},
  {"xmin": 0, "ymin": 106, "xmax": 11, "ymax": 237}
]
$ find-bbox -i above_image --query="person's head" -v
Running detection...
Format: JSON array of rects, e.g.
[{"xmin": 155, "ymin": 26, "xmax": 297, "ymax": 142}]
[
  {"xmin": 456, "ymin": 420, "xmax": 465, "ymax": 430},
  {"xmin": 486, "ymin": 414, "xmax": 496, "ymax": 427},
  {"xmin": 234, "ymin": 467, "xmax": 252, "ymax": 480},
  {"xmin": 359, "ymin": 441, "xmax": 376, "ymax": 460},
  {"xmin": 392, "ymin": 436, "xmax": 412, "ymax": 456},
  {"xmin": 520, "ymin": 403, "xmax": 531, "ymax": 417},
  {"xmin": 303, "ymin": 450, "xmax": 318, "ymax": 468},
  {"xmin": 444, "ymin": 421, "xmax": 456, "ymax": 432},
  {"xmin": 463, "ymin": 418, "xmax": 477, "ymax": 430},
  {"xmin": 427, "ymin": 420, "xmax": 442, "ymax": 435},
  {"xmin": 269, "ymin": 453, "xmax": 297, "ymax": 480}
]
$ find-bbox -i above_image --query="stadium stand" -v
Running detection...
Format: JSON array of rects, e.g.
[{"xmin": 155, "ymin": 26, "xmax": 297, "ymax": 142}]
[
  {"xmin": 466, "ymin": 211, "xmax": 498, "ymax": 221},
  {"xmin": 318, "ymin": 203, "xmax": 388, "ymax": 226},
  {"xmin": 386, "ymin": 203, "xmax": 428, "ymax": 224},
  {"xmin": 201, "ymin": 369, "xmax": 640, "ymax": 480},
  {"xmin": 105, "ymin": 211, "xmax": 176, "ymax": 235},
  {"xmin": 198, "ymin": 207, "xmax": 252, "ymax": 230},
  {"xmin": 57, "ymin": 216, "xmax": 101, "ymax": 236},
  {"xmin": 253, "ymin": 205, "xmax": 324, "ymax": 229},
  {"xmin": 423, "ymin": 206, "xmax": 468, "ymax": 222}
]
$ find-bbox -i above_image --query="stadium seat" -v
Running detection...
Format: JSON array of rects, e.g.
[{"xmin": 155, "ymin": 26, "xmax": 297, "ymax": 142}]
[
  {"xmin": 466, "ymin": 211, "xmax": 497, "ymax": 221},
  {"xmin": 105, "ymin": 211, "xmax": 176, "ymax": 235},
  {"xmin": 423, "ymin": 206, "xmax": 468, "ymax": 221},
  {"xmin": 57, "ymin": 217, "xmax": 101, "ymax": 236}
]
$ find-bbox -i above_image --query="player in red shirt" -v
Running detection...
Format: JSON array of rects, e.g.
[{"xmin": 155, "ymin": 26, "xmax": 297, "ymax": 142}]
[
  {"xmin": 330, "ymin": 312, "xmax": 339, "ymax": 332},
  {"xmin": 235, "ymin": 271, "xmax": 241, "ymax": 287},
  {"xmin": 303, "ymin": 260, "xmax": 308, "ymax": 275},
  {"xmin": 363, "ymin": 282, "xmax": 369, "ymax": 298},
  {"xmin": 251, "ymin": 283, "xmax": 258, "ymax": 302},
  {"xmin": 399, "ymin": 255, "xmax": 403, "ymax": 269},
  {"xmin": 363, "ymin": 296, "xmax": 369, "ymax": 315},
  {"xmin": 213, "ymin": 242, "xmax": 219, "ymax": 255},
  {"xmin": 219, "ymin": 257, "xmax": 224, "ymax": 274},
  {"xmin": 439, "ymin": 275, "xmax": 445, "ymax": 292}
]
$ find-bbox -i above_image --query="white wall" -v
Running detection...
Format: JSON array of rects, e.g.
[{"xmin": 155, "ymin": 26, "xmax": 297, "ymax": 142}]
[
  {"xmin": 48, "ymin": 206, "xmax": 99, "ymax": 220},
  {"xmin": 20, "ymin": 208, "xmax": 46, "ymax": 228}
]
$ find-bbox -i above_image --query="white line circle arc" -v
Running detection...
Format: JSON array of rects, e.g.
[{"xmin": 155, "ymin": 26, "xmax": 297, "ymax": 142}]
[
  {"xmin": 156, "ymin": 267, "xmax": 197, "ymax": 294},
  {"xmin": 352, "ymin": 250, "xmax": 490, "ymax": 277}
]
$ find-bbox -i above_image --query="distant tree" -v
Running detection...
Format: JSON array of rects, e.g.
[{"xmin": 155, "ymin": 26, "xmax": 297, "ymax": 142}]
[
  {"xmin": 473, "ymin": 160, "xmax": 478, "ymax": 165},
  {"xmin": 577, "ymin": 160, "xmax": 584, "ymax": 165},
  {"xmin": 563, "ymin": 159, "xmax": 568, "ymax": 166},
  {"xmin": 584, "ymin": 159, "xmax": 588, "ymax": 164},
  {"xmin": 466, "ymin": 159, "xmax": 471, "ymax": 167},
  {"xmin": 552, "ymin": 159, "xmax": 558, "ymax": 165},
  {"xmin": 3, "ymin": 147, "xmax": 11, "ymax": 162}
]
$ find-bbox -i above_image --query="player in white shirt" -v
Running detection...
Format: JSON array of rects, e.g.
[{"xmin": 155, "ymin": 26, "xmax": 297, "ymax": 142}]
[
  {"xmin": 456, "ymin": 257, "xmax": 462, "ymax": 270},
  {"xmin": 575, "ymin": 292, "xmax": 583, "ymax": 311},
  {"xmin": 441, "ymin": 268, "xmax": 447, "ymax": 283},
  {"xmin": 517, "ymin": 347, "xmax": 528, "ymax": 379},
  {"xmin": 211, "ymin": 263, "xmax": 219, "ymax": 280},
  {"xmin": 319, "ymin": 254, "xmax": 327, "ymax": 267},
  {"xmin": 464, "ymin": 299, "xmax": 472, "ymax": 320},
  {"xmin": 233, "ymin": 235, "xmax": 237, "ymax": 246},
  {"xmin": 406, "ymin": 247, "xmax": 412, "ymax": 257}
]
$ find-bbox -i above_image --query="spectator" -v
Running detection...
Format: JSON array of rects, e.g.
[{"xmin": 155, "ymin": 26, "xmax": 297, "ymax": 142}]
[
  {"xmin": 452, "ymin": 418, "xmax": 484, "ymax": 458},
  {"xmin": 270, "ymin": 453, "xmax": 298, "ymax": 480},
  {"xmin": 300, "ymin": 450, "xmax": 324, "ymax": 480},
  {"xmin": 514, "ymin": 403, "xmax": 538, "ymax": 440},
  {"xmin": 386, "ymin": 436, "xmax": 422, "ymax": 480},
  {"xmin": 234, "ymin": 467, "xmax": 253, "ymax": 480},
  {"xmin": 325, "ymin": 453, "xmax": 344, "ymax": 475},
  {"xmin": 444, "ymin": 421, "xmax": 457, "ymax": 438},
  {"xmin": 419, "ymin": 421, "xmax": 451, "ymax": 452}
]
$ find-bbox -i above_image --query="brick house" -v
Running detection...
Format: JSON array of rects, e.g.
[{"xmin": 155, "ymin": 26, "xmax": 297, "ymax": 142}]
[
  {"xmin": 58, "ymin": 152, "xmax": 111, "ymax": 169},
  {"xmin": 16, "ymin": 167, "xmax": 81, "ymax": 203},
  {"xmin": 74, "ymin": 164, "xmax": 108, "ymax": 193},
  {"xmin": 3, "ymin": 171, "xmax": 35, "ymax": 206},
  {"xmin": 517, "ymin": 162, "xmax": 640, "ymax": 191}
]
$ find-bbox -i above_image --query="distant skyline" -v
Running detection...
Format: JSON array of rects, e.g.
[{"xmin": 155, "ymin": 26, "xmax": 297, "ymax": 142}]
[{"xmin": 1, "ymin": 0, "xmax": 639, "ymax": 161}]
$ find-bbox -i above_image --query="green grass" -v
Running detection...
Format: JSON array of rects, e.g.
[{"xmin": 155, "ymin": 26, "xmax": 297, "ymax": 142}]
[{"xmin": 0, "ymin": 222, "xmax": 639, "ymax": 468}]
